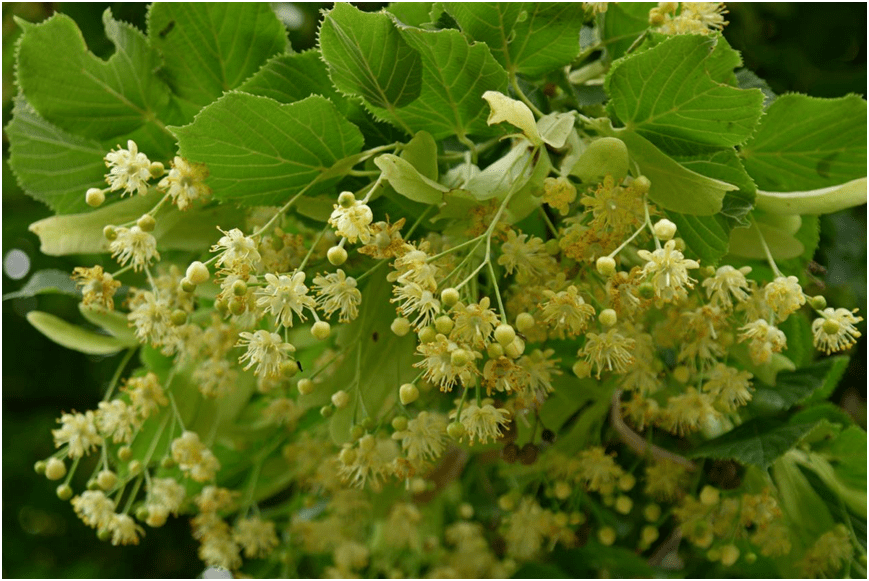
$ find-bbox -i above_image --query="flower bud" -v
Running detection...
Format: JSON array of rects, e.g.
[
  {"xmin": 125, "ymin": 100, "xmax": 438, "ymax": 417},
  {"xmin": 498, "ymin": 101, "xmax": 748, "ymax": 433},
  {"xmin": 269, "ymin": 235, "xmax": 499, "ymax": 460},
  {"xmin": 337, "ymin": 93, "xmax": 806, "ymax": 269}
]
[
  {"xmin": 440, "ymin": 288, "xmax": 460, "ymax": 308},
  {"xmin": 281, "ymin": 360, "xmax": 300, "ymax": 378},
  {"xmin": 487, "ymin": 342, "xmax": 504, "ymax": 359},
  {"xmin": 700, "ymin": 485, "xmax": 720, "ymax": 505},
  {"xmin": 180, "ymin": 277, "xmax": 197, "ymax": 293},
  {"xmin": 148, "ymin": 161, "xmax": 165, "ymax": 178},
  {"xmin": 350, "ymin": 425, "xmax": 365, "ymax": 441},
  {"xmin": 338, "ymin": 191, "xmax": 356, "ymax": 208},
  {"xmin": 331, "ymin": 390, "xmax": 350, "ymax": 408},
  {"xmin": 103, "ymin": 225, "xmax": 118, "ymax": 241},
  {"xmin": 320, "ymin": 405, "xmax": 333, "ymax": 418},
  {"xmin": 596, "ymin": 256, "xmax": 617, "ymax": 276},
  {"xmin": 34, "ymin": 460, "xmax": 47, "ymax": 475},
  {"xmin": 641, "ymin": 525, "xmax": 659, "ymax": 546},
  {"xmin": 45, "ymin": 458, "xmax": 66, "ymax": 481},
  {"xmin": 118, "ymin": 446, "xmax": 133, "ymax": 462},
  {"xmin": 327, "ymin": 245, "xmax": 348, "ymax": 266},
  {"xmin": 644, "ymin": 503, "xmax": 661, "ymax": 522},
  {"xmin": 97, "ymin": 528, "xmax": 112, "ymax": 542},
  {"xmin": 720, "ymin": 545, "xmax": 740, "ymax": 567},
  {"xmin": 515, "ymin": 312, "xmax": 534, "ymax": 333},
  {"xmin": 297, "ymin": 378, "xmax": 314, "ymax": 395},
  {"xmin": 231, "ymin": 279, "xmax": 248, "ymax": 296},
  {"xmin": 653, "ymin": 219, "xmax": 677, "ymax": 241},
  {"xmin": 418, "ymin": 326, "xmax": 436, "ymax": 343},
  {"xmin": 447, "ymin": 421, "xmax": 466, "ymax": 439},
  {"xmin": 504, "ymin": 336, "xmax": 525, "ymax": 359},
  {"xmin": 599, "ymin": 308, "xmax": 617, "ymax": 327},
  {"xmin": 391, "ymin": 317, "xmax": 411, "ymax": 337},
  {"xmin": 391, "ymin": 416, "xmax": 408, "ymax": 431},
  {"xmin": 339, "ymin": 447, "xmax": 357, "ymax": 465},
  {"xmin": 86, "ymin": 188, "xmax": 105, "ymax": 207},
  {"xmin": 598, "ymin": 526, "xmax": 616, "ymax": 546},
  {"xmin": 638, "ymin": 282, "xmax": 656, "ymax": 299},
  {"xmin": 809, "ymin": 295, "xmax": 827, "ymax": 310},
  {"xmin": 96, "ymin": 470, "xmax": 118, "ymax": 491},
  {"xmin": 186, "ymin": 261, "xmax": 210, "ymax": 285},
  {"xmin": 56, "ymin": 484, "xmax": 73, "ymax": 501},
  {"xmin": 399, "ymin": 383, "xmax": 419, "ymax": 405},
  {"xmin": 128, "ymin": 460, "xmax": 142, "ymax": 475},
  {"xmin": 311, "ymin": 321, "xmax": 331, "ymax": 340},
  {"xmin": 618, "ymin": 473, "xmax": 636, "ymax": 491},
  {"xmin": 160, "ymin": 457, "xmax": 175, "ymax": 469},
  {"xmin": 632, "ymin": 175, "xmax": 651, "ymax": 194},
  {"xmin": 615, "ymin": 495, "xmax": 633, "ymax": 514},
  {"xmin": 170, "ymin": 309, "xmax": 188, "ymax": 326},
  {"xmin": 459, "ymin": 503, "xmax": 474, "ymax": 519},
  {"xmin": 137, "ymin": 214, "xmax": 157, "ymax": 232},
  {"xmin": 450, "ymin": 349, "xmax": 471, "ymax": 367},
  {"xmin": 494, "ymin": 324, "xmax": 516, "ymax": 346},
  {"xmin": 229, "ymin": 298, "xmax": 246, "ymax": 316},
  {"xmin": 573, "ymin": 360, "xmax": 592, "ymax": 378},
  {"xmin": 434, "ymin": 315, "xmax": 454, "ymax": 335}
]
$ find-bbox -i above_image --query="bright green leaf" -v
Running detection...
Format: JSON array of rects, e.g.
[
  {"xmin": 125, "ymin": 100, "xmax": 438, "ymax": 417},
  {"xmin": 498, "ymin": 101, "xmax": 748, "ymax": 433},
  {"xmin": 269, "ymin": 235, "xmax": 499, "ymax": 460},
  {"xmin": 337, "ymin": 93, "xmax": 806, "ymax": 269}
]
[
  {"xmin": 147, "ymin": 3, "xmax": 287, "ymax": 108},
  {"xmin": 387, "ymin": 2, "xmax": 435, "ymax": 27},
  {"xmin": 3, "ymin": 269, "xmax": 79, "ymax": 301},
  {"xmin": 665, "ymin": 213, "xmax": 731, "ymax": 264},
  {"xmin": 689, "ymin": 418, "xmax": 818, "ymax": 468},
  {"xmin": 400, "ymin": 131, "xmax": 439, "ymax": 181},
  {"xmin": 78, "ymin": 304, "xmax": 137, "ymax": 344},
  {"xmin": 319, "ymin": 4, "xmax": 423, "ymax": 113},
  {"xmin": 617, "ymin": 129, "xmax": 736, "ymax": 215},
  {"xmin": 26, "ymin": 310, "xmax": 134, "ymax": 355},
  {"xmin": 238, "ymin": 50, "xmax": 339, "ymax": 105},
  {"xmin": 599, "ymin": 2, "xmax": 650, "ymax": 62},
  {"xmin": 728, "ymin": 219, "xmax": 804, "ymax": 260},
  {"xmin": 15, "ymin": 10, "xmax": 180, "ymax": 156},
  {"xmin": 6, "ymin": 96, "xmax": 106, "ymax": 214},
  {"xmin": 750, "ymin": 356, "xmax": 851, "ymax": 414},
  {"xmin": 172, "ymin": 93, "xmax": 365, "ymax": 206},
  {"xmin": 606, "ymin": 34, "xmax": 764, "ymax": 152},
  {"xmin": 386, "ymin": 26, "xmax": 509, "ymax": 140},
  {"xmin": 445, "ymin": 3, "xmax": 584, "ymax": 75},
  {"xmin": 740, "ymin": 93, "xmax": 867, "ymax": 191}
]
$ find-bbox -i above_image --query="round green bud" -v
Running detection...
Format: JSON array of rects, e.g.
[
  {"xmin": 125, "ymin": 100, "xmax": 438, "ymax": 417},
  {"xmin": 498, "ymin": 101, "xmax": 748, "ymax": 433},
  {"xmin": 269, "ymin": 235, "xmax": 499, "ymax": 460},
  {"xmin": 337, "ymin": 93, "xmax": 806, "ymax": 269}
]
[
  {"xmin": 618, "ymin": 473, "xmax": 636, "ymax": 491},
  {"xmin": 487, "ymin": 342, "xmax": 505, "ymax": 359},
  {"xmin": 596, "ymin": 256, "xmax": 617, "ymax": 276},
  {"xmin": 638, "ymin": 282, "xmax": 656, "ymax": 299},
  {"xmin": 311, "ymin": 321, "xmax": 331, "ymax": 340},
  {"xmin": 118, "ymin": 446, "xmax": 133, "ymax": 462},
  {"xmin": 418, "ymin": 326, "xmax": 436, "ymax": 344},
  {"xmin": 281, "ymin": 360, "xmax": 300, "ymax": 378},
  {"xmin": 615, "ymin": 495, "xmax": 633, "ymax": 514},
  {"xmin": 320, "ymin": 405, "xmax": 334, "ymax": 418},
  {"xmin": 148, "ymin": 161, "xmax": 165, "ymax": 178},
  {"xmin": 103, "ymin": 225, "xmax": 118, "ymax": 241},
  {"xmin": 652, "ymin": 219, "xmax": 677, "ymax": 241},
  {"xmin": 45, "ymin": 458, "xmax": 67, "ymax": 481},
  {"xmin": 96, "ymin": 470, "xmax": 118, "ymax": 491},
  {"xmin": 720, "ymin": 544, "xmax": 740, "ymax": 567},
  {"xmin": 338, "ymin": 191, "xmax": 356, "ymax": 208},
  {"xmin": 434, "ymin": 315, "xmax": 454, "ymax": 335},
  {"xmin": 504, "ymin": 337, "xmax": 525, "ymax": 359},
  {"xmin": 331, "ymin": 390, "xmax": 350, "ymax": 409},
  {"xmin": 544, "ymin": 239, "xmax": 561, "ymax": 256},
  {"xmin": 186, "ymin": 261, "xmax": 210, "ymax": 285},
  {"xmin": 137, "ymin": 214, "xmax": 157, "ymax": 233},
  {"xmin": 86, "ymin": 188, "xmax": 105, "ymax": 207},
  {"xmin": 360, "ymin": 417, "xmax": 376, "ymax": 431},
  {"xmin": 809, "ymin": 295, "xmax": 827, "ymax": 310},
  {"xmin": 450, "ymin": 349, "xmax": 471, "ymax": 367},
  {"xmin": 644, "ymin": 503, "xmax": 662, "ymax": 522},
  {"xmin": 447, "ymin": 421, "xmax": 466, "ymax": 440},
  {"xmin": 97, "ymin": 529, "xmax": 111, "ymax": 542},
  {"xmin": 572, "ymin": 360, "xmax": 592, "ymax": 379},
  {"xmin": 700, "ymin": 485, "xmax": 720, "ymax": 506},
  {"xmin": 744, "ymin": 553, "xmax": 757, "ymax": 565},
  {"xmin": 632, "ymin": 175, "xmax": 651, "ymax": 194},
  {"xmin": 391, "ymin": 317, "xmax": 411, "ymax": 337},
  {"xmin": 339, "ymin": 447, "xmax": 357, "ymax": 465},
  {"xmin": 494, "ymin": 324, "xmax": 516, "ymax": 346},
  {"xmin": 702, "ymin": 265, "xmax": 716, "ymax": 277},
  {"xmin": 458, "ymin": 503, "xmax": 474, "ymax": 520},
  {"xmin": 599, "ymin": 308, "xmax": 617, "ymax": 327},
  {"xmin": 228, "ymin": 299, "xmax": 246, "ymax": 316},
  {"xmin": 641, "ymin": 525, "xmax": 659, "ymax": 546},
  {"xmin": 270, "ymin": 234, "xmax": 285, "ymax": 251},
  {"xmin": 34, "ymin": 460, "xmax": 47, "ymax": 475},
  {"xmin": 399, "ymin": 383, "xmax": 419, "ymax": 405},
  {"xmin": 350, "ymin": 425, "xmax": 365, "ymax": 441},
  {"xmin": 515, "ymin": 312, "xmax": 534, "ymax": 333},
  {"xmin": 391, "ymin": 416, "xmax": 408, "ymax": 432},
  {"xmin": 170, "ymin": 309, "xmax": 188, "ymax": 326},
  {"xmin": 160, "ymin": 457, "xmax": 176, "ymax": 470},
  {"xmin": 180, "ymin": 277, "xmax": 197, "ymax": 293},
  {"xmin": 214, "ymin": 297, "xmax": 228, "ymax": 313},
  {"xmin": 135, "ymin": 506, "xmax": 150, "ymax": 521},
  {"xmin": 327, "ymin": 245, "xmax": 348, "ymax": 266},
  {"xmin": 673, "ymin": 237, "xmax": 686, "ymax": 252},
  {"xmin": 87, "ymin": 480, "xmax": 101, "ymax": 491},
  {"xmin": 128, "ymin": 460, "xmax": 142, "ymax": 475},
  {"xmin": 231, "ymin": 279, "xmax": 248, "ymax": 296},
  {"xmin": 297, "ymin": 378, "xmax": 315, "ymax": 395},
  {"xmin": 440, "ymin": 288, "xmax": 460, "ymax": 308},
  {"xmin": 598, "ymin": 526, "xmax": 617, "ymax": 546}
]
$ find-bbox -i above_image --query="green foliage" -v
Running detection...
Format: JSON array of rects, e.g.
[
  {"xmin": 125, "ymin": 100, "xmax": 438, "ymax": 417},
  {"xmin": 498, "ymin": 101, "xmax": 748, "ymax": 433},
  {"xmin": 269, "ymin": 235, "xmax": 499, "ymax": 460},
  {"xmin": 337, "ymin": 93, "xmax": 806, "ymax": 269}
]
[{"xmin": 689, "ymin": 417, "xmax": 820, "ymax": 469}]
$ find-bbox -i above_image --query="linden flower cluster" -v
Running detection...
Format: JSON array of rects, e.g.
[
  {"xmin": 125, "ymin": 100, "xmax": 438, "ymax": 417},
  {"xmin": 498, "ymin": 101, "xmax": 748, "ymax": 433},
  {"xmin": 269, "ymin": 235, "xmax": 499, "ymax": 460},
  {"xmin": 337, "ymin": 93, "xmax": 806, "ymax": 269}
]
[{"xmin": 33, "ymin": 19, "xmax": 864, "ymax": 578}]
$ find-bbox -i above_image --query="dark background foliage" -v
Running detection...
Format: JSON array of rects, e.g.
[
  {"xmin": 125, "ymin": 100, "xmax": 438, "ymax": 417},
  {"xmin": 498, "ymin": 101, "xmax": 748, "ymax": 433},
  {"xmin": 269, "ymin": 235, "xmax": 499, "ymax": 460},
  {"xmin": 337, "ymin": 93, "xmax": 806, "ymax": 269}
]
[{"xmin": 2, "ymin": 2, "xmax": 865, "ymax": 577}]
